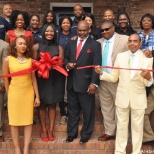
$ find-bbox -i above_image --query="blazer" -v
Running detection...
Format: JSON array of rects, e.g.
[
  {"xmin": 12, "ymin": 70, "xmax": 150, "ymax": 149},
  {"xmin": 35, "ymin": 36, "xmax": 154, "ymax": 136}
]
[
  {"xmin": 0, "ymin": 39, "xmax": 9, "ymax": 83},
  {"xmin": 97, "ymin": 33, "xmax": 129, "ymax": 65},
  {"xmin": 100, "ymin": 50, "xmax": 153, "ymax": 109},
  {"xmin": 64, "ymin": 36, "xmax": 102, "ymax": 93}
]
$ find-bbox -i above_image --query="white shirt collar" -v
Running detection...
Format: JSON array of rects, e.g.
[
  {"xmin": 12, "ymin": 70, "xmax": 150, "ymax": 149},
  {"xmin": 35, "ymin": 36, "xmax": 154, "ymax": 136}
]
[{"xmin": 129, "ymin": 49, "xmax": 140, "ymax": 57}]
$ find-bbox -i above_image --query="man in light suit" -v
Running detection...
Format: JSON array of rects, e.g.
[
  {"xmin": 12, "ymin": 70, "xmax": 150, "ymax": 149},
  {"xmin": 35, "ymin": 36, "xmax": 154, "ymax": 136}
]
[
  {"xmin": 97, "ymin": 20, "xmax": 128, "ymax": 141},
  {"xmin": 0, "ymin": 39, "xmax": 9, "ymax": 141},
  {"xmin": 64, "ymin": 21, "xmax": 102, "ymax": 143},
  {"xmin": 95, "ymin": 34, "xmax": 153, "ymax": 154}
]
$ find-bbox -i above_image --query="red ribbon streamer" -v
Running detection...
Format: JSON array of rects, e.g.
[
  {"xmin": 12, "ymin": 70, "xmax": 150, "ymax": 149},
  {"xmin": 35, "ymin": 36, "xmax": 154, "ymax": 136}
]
[
  {"xmin": 77, "ymin": 65, "xmax": 154, "ymax": 72},
  {"xmin": 1, "ymin": 52, "xmax": 68, "ymax": 79}
]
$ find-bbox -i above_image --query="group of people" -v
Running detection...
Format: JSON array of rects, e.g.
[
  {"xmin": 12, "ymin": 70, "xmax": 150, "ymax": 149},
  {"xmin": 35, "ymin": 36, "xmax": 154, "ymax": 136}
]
[{"xmin": 0, "ymin": 2, "xmax": 154, "ymax": 154}]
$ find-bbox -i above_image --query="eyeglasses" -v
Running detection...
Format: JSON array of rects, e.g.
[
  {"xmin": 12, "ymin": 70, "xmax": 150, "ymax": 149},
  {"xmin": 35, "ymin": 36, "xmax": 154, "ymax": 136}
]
[{"xmin": 100, "ymin": 25, "xmax": 113, "ymax": 32}]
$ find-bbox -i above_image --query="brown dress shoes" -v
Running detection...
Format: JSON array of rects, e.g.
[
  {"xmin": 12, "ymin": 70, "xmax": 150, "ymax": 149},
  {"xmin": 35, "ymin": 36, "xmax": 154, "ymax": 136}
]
[
  {"xmin": 98, "ymin": 134, "xmax": 115, "ymax": 141},
  {"xmin": 0, "ymin": 136, "xmax": 4, "ymax": 142}
]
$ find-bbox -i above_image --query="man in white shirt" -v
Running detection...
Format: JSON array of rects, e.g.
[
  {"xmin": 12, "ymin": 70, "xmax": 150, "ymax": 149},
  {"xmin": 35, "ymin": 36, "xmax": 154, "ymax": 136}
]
[
  {"xmin": 97, "ymin": 20, "xmax": 128, "ymax": 141},
  {"xmin": 95, "ymin": 33, "xmax": 153, "ymax": 154}
]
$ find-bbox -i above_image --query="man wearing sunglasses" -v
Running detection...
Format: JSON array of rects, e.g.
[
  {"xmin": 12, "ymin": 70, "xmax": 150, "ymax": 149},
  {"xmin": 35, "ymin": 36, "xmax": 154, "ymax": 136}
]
[
  {"xmin": 97, "ymin": 20, "xmax": 128, "ymax": 141},
  {"xmin": 97, "ymin": 9, "xmax": 117, "ymax": 39}
]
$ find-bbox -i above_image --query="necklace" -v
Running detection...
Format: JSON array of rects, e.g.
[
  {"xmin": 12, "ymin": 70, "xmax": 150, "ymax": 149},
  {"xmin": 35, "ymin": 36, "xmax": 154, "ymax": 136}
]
[
  {"xmin": 17, "ymin": 57, "xmax": 27, "ymax": 63},
  {"xmin": 14, "ymin": 29, "xmax": 25, "ymax": 35}
]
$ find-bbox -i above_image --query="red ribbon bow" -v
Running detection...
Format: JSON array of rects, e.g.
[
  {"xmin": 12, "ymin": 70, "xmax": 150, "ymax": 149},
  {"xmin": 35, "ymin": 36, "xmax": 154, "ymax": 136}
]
[{"xmin": 32, "ymin": 52, "xmax": 67, "ymax": 78}]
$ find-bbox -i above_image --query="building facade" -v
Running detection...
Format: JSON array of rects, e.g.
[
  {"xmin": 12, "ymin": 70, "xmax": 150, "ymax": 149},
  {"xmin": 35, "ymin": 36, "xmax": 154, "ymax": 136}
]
[{"xmin": 0, "ymin": 0, "xmax": 154, "ymax": 31}]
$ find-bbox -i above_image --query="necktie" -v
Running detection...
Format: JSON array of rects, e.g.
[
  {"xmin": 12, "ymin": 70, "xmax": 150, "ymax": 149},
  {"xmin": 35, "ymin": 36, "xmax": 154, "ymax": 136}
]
[
  {"xmin": 128, "ymin": 54, "xmax": 135, "ymax": 68},
  {"xmin": 76, "ymin": 40, "xmax": 83, "ymax": 60},
  {"xmin": 102, "ymin": 40, "xmax": 109, "ymax": 72}
]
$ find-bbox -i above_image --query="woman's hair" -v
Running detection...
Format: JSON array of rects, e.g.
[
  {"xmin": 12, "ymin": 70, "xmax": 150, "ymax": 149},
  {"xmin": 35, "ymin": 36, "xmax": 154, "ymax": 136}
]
[
  {"xmin": 117, "ymin": 9, "xmax": 131, "ymax": 25},
  {"xmin": 10, "ymin": 35, "xmax": 32, "ymax": 58},
  {"xmin": 41, "ymin": 23, "xmax": 58, "ymax": 45},
  {"xmin": 140, "ymin": 13, "xmax": 154, "ymax": 29},
  {"xmin": 116, "ymin": 8, "xmax": 136, "ymax": 35},
  {"xmin": 29, "ymin": 14, "xmax": 40, "ymax": 22},
  {"xmin": 85, "ymin": 12, "xmax": 98, "ymax": 39},
  {"xmin": 42, "ymin": 10, "xmax": 57, "ymax": 26},
  {"xmin": 59, "ymin": 16, "xmax": 73, "ymax": 32},
  {"xmin": 10, "ymin": 10, "xmax": 30, "ymax": 29}
]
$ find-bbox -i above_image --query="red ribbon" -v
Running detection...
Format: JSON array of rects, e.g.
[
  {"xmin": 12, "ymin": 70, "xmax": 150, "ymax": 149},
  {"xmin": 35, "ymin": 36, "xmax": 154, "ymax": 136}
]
[
  {"xmin": 77, "ymin": 65, "xmax": 154, "ymax": 72},
  {"xmin": 1, "ymin": 52, "xmax": 68, "ymax": 79}
]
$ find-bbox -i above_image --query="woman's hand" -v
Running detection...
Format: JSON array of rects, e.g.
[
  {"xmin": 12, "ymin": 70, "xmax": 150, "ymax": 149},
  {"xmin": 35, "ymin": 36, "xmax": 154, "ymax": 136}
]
[
  {"xmin": 71, "ymin": 36, "xmax": 77, "ymax": 40},
  {"xmin": 34, "ymin": 97, "xmax": 40, "ymax": 107}
]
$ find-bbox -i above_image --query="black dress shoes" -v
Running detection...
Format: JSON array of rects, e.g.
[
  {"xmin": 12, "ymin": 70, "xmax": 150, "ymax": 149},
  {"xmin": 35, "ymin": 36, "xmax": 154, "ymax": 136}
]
[
  {"xmin": 79, "ymin": 137, "xmax": 89, "ymax": 143},
  {"xmin": 66, "ymin": 136, "xmax": 77, "ymax": 142}
]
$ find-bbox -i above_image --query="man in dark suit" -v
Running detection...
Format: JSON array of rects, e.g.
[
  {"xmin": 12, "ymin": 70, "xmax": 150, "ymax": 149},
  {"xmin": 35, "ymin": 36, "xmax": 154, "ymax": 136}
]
[{"xmin": 64, "ymin": 20, "xmax": 102, "ymax": 143}]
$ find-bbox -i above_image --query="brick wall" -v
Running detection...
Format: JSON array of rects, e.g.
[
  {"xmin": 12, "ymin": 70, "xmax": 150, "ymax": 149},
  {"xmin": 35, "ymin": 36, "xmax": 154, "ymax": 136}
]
[{"xmin": 0, "ymin": 0, "xmax": 154, "ymax": 31}]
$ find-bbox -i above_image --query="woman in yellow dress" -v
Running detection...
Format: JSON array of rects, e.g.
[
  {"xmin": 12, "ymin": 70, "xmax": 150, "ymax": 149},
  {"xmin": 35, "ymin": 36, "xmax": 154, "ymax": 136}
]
[{"xmin": 3, "ymin": 35, "xmax": 40, "ymax": 154}]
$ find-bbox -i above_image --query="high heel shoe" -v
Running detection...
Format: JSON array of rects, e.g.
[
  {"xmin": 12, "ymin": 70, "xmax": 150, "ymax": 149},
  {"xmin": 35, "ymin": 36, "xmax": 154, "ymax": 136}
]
[
  {"xmin": 47, "ymin": 129, "xmax": 55, "ymax": 141},
  {"xmin": 40, "ymin": 130, "xmax": 49, "ymax": 142}
]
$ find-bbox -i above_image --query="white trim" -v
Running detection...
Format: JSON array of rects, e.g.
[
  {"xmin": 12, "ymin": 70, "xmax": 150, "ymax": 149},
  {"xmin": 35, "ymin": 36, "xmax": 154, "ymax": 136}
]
[{"xmin": 50, "ymin": 2, "xmax": 93, "ymax": 13}]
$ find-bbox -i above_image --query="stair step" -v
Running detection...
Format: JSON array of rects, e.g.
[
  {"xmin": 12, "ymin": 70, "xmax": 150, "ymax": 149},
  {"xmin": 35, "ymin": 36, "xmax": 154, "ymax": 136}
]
[
  {"xmin": 1, "ymin": 137, "xmax": 154, "ymax": 154},
  {"xmin": 3, "ymin": 121, "xmax": 104, "ymax": 137}
]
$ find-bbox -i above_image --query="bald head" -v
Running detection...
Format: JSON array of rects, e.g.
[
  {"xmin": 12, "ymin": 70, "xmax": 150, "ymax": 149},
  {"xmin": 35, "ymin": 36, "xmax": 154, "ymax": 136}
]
[
  {"xmin": 103, "ymin": 9, "xmax": 114, "ymax": 21},
  {"xmin": 73, "ymin": 4, "xmax": 84, "ymax": 21},
  {"xmin": 74, "ymin": 4, "xmax": 83, "ymax": 10},
  {"xmin": 77, "ymin": 21, "xmax": 90, "ymax": 39},
  {"xmin": 78, "ymin": 20, "xmax": 89, "ymax": 28},
  {"xmin": 101, "ymin": 20, "xmax": 113, "ymax": 28}
]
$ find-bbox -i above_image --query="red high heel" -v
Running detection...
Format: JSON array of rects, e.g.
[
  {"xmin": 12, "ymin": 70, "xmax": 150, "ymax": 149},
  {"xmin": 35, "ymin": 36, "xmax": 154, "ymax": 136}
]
[
  {"xmin": 40, "ymin": 130, "xmax": 49, "ymax": 142},
  {"xmin": 47, "ymin": 129, "xmax": 54, "ymax": 141}
]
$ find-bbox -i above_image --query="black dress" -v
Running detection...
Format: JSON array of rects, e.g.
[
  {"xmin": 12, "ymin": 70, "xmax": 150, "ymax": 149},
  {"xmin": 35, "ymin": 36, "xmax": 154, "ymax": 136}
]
[{"xmin": 36, "ymin": 41, "xmax": 65, "ymax": 104}]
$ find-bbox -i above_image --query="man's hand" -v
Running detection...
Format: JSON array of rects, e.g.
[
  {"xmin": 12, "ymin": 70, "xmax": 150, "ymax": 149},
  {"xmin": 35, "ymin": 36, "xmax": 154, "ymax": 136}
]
[
  {"xmin": 95, "ymin": 65, "xmax": 103, "ymax": 75},
  {"xmin": 87, "ymin": 84, "xmax": 96, "ymax": 95},
  {"xmin": 143, "ymin": 50, "xmax": 152, "ymax": 58},
  {"xmin": 140, "ymin": 70, "xmax": 152, "ymax": 81},
  {"xmin": 66, "ymin": 63, "xmax": 76, "ymax": 70},
  {"xmin": 0, "ymin": 83, "xmax": 5, "ymax": 92}
]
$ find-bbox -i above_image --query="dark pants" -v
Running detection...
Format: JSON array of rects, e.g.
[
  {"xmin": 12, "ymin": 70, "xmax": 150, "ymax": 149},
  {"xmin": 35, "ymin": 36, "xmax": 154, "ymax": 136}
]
[{"xmin": 67, "ymin": 88, "xmax": 95, "ymax": 139}]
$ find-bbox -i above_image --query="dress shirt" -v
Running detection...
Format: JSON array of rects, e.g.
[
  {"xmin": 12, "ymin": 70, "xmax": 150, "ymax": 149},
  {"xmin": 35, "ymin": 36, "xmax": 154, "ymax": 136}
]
[
  {"xmin": 137, "ymin": 29, "xmax": 154, "ymax": 51},
  {"xmin": 129, "ymin": 50, "xmax": 139, "ymax": 78},
  {"xmin": 102, "ymin": 33, "xmax": 116, "ymax": 73},
  {"xmin": 59, "ymin": 32, "xmax": 75, "ymax": 51},
  {"xmin": 77, "ymin": 35, "xmax": 89, "ymax": 49}
]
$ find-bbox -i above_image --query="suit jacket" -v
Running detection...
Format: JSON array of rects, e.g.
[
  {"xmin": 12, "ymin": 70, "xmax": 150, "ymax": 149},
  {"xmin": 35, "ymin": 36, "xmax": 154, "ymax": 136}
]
[
  {"xmin": 64, "ymin": 36, "xmax": 102, "ymax": 93},
  {"xmin": 97, "ymin": 33, "xmax": 129, "ymax": 65},
  {"xmin": 100, "ymin": 50, "xmax": 153, "ymax": 109},
  {"xmin": 0, "ymin": 39, "xmax": 9, "ymax": 83}
]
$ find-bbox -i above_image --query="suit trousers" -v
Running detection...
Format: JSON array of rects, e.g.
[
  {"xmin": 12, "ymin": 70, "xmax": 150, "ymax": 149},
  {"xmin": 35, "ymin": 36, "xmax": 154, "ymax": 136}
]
[
  {"xmin": 99, "ymin": 80, "xmax": 118, "ymax": 136},
  {"xmin": 115, "ymin": 106, "xmax": 145, "ymax": 154},
  {"xmin": 0, "ymin": 91, "xmax": 4, "ymax": 136},
  {"xmin": 143, "ymin": 86, "xmax": 154, "ymax": 142},
  {"xmin": 67, "ymin": 88, "xmax": 95, "ymax": 139}
]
